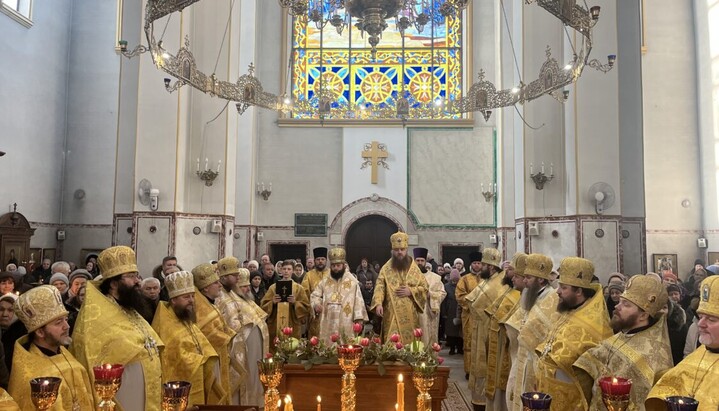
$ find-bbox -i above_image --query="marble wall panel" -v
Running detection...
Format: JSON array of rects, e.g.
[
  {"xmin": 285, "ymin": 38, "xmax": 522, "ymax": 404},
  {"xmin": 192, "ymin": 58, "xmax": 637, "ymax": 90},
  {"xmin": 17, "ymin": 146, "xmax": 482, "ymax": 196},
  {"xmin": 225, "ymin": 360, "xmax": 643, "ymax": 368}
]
[
  {"xmin": 621, "ymin": 222, "xmax": 644, "ymax": 276},
  {"xmin": 135, "ymin": 217, "xmax": 172, "ymax": 276},
  {"xmin": 174, "ymin": 218, "xmax": 222, "ymax": 271},
  {"xmin": 114, "ymin": 218, "xmax": 134, "ymax": 247},
  {"xmin": 582, "ymin": 220, "xmax": 619, "ymax": 283},
  {"xmin": 527, "ymin": 221, "xmax": 577, "ymax": 268}
]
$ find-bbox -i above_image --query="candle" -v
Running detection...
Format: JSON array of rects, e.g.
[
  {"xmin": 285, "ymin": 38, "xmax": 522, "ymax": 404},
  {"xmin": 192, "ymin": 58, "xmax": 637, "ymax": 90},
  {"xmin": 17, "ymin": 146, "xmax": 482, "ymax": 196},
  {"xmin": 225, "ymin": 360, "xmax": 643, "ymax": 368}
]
[
  {"xmin": 317, "ymin": 395, "xmax": 321, "ymax": 411},
  {"xmin": 42, "ymin": 379, "xmax": 49, "ymax": 386},
  {"xmin": 481, "ymin": 183, "xmax": 485, "ymax": 192},
  {"xmin": 541, "ymin": 162, "xmax": 545, "ymax": 173},
  {"xmin": 550, "ymin": 163, "xmax": 554, "ymax": 175},
  {"xmin": 397, "ymin": 374, "xmax": 404, "ymax": 411},
  {"xmin": 217, "ymin": 160, "xmax": 222, "ymax": 172},
  {"xmin": 284, "ymin": 395, "xmax": 293, "ymax": 411},
  {"xmin": 205, "ymin": 158, "xmax": 208, "ymax": 171},
  {"xmin": 196, "ymin": 158, "xmax": 200, "ymax": 171},
  {"xmin": 530, "ymin": 163, "xmax": 534, "ymax": 174},
  {"xmin": 395, "ymin": 404, "xmax": 398, "ymax": 410},
  {"xmin": 493, "ymin": 183, "xmax": 497, "ymax": 192}
]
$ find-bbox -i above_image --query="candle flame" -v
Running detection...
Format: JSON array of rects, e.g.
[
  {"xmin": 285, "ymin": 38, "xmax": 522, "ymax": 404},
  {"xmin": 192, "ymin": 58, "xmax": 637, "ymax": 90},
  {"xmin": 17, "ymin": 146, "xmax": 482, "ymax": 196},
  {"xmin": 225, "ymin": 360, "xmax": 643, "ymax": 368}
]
[
  {"xmin": 42, "ymin": 380, "xmax": 49, "ymax": 386},
  {"xmin": 268, "ymin": 358, "xmax": 273, "ymax": 363},
  {"xmin": 532, "ymin": 394, "xmax": 539, "ymax": 400},
  {"xmin": 395, "ymin": 404, "xmax": 399, "ymax": 410},
  {"xmin": 278, "ymin": 399, "xmax": 282, "ymax": 407},
  {"xmin": 285, "ymin": 395, "xmax": 292, "ymax": 403},
  {"xmin": 104, "ymin": 363, "xmax": 112, "ymax": 370},
  {"xmin": 317, "ymin": 396, "xmax": 321, "ymax": 403},
  {"xmin": 612, "ymin": 377, "xmax": 618, "ymax": 384},
  {"xmin": 398, "ymin": 374, "xmax": 403, "ymax": 382},
  {"xmin": 421, "ymin": 362, "xmax": 426, "ymax": 367},
  {"xmin": 678, "ymin": 399, "xmax": 684, "ymax": 405}
]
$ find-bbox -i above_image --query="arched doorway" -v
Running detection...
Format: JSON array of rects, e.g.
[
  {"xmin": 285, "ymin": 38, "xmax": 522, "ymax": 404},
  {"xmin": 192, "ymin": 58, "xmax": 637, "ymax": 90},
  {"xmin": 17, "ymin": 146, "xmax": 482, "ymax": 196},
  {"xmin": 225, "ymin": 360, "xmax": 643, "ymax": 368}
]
[{"xmin": 345, "ymin": 215, "xmax": 399, "ymax": 273}]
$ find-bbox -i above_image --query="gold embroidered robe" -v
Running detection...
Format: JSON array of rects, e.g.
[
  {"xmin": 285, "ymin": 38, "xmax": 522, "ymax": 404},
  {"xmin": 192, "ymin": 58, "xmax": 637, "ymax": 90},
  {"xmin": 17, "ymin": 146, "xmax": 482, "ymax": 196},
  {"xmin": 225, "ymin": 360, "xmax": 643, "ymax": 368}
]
[
  {"xmin": 467, "ymin": 272, "xmax": 506, "ymax": 405},
  {"xmin": 70, "ymin": 282, "xmax": 164, "ymax": 411},
  {"xmin": 574, "ymin": 316, "xmax": 673, "ymax": 411},
  {"xmin": 455, "ymin": 273, "xmax": 480, "ymax": 374},
  {"xmin": 9, "ymin": 337, "xmax": 95, "ymax": 411},
  {"xmin": 509, "ymin": 287, "xmax": 557, "ymax": 411},
  {"xmin": 194, "ymin": 289, "xmax": 236, "ymax": 405},
  {"xmin": 215, "ymin": 288, "xmax": 270, "ymax": 406},
  {"xmin": 485, "ymin": 287, "xmax": 520, "ymax": 410},
  {"xmin": 0, "ymin": 389, "xmax": 19, "ymax": 411},
  {"xmin": 645, "ymin": 345, "xmax": 719, "ymax": 411},
  {"xmin": 371, "ymin": 260, "xmax": 428, "ymax": 344},
  {"xmin": 310, "ymin": 272, "xmax": 368, "ymax": 345},
  {"xmin": 534, "ymin": 285, "xmax": 612, "ymax": 411},
  {"xmin": 501, "ymin": 296, "xmax": 526, "ymax": 408},
  {"xmin": 302, "ymin": 267, "xmax": 330, "ymax": 338},
  {"xmin": 419, "ymin": 271, "xmax": 446, "ymax": 346},
  {"xmin": 152, "ymin": 301, "xmax": 224, "ymax": 406},
  {"xmin": 261, "ymin": 281, "xmax": 310, "ymax": 343}
]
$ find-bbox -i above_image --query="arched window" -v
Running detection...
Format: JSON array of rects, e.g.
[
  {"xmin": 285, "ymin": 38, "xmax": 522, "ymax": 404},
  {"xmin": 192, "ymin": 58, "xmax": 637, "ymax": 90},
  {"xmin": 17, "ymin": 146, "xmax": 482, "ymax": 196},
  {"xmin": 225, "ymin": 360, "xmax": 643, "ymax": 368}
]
[{"xmin": 289, "ymin": 3, "xmax": 464, "ymax": 121}]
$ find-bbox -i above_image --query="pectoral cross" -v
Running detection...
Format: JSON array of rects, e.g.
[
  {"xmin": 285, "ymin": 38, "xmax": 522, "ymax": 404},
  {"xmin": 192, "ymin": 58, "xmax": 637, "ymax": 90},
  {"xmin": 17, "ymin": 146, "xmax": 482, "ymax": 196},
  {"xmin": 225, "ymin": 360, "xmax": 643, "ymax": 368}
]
[{"xmin": 361, "ymin": 141, "xmax": 389, "ymax": 184}]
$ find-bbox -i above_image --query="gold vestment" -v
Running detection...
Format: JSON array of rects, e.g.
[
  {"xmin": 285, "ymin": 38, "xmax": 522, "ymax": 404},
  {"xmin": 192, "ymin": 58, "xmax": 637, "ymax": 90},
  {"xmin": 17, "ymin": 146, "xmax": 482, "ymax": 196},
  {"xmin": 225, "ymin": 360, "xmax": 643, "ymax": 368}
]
[
  {"xmin": 152, "ymin": 301, "xmax": 225, "ymax": 406},
  {"xmin": 9, "ymin": 337, "xmax": 95, "ymax": 411},
  {"xmin": 645, "ymin": 345, "xmax": 719, "ymax": 411},
  {"xmin": 455, "ymin": 273, "xmax": 480, "ymax": 374},
  {"xmin": 0, "ymin": 389, "xmax": 19, "ymax": 411},
  {"xmin": 310, "ymin": 272, "xmax": 369, "ymax": 345},
  {"xmin": 371, "ymin": 260, "xmax": 428, "ymax": 344},
  {"xmin": 534, "ymin": 285, "xmax": 612, "ymax": 411},
  {"xmin": 70, "ymin": 282, "xmax": 164, "ymax": 410},
  {"xmin": 261, "ymin": 281, "xmax": 310, "ymax": 343},
  {"xmin": 574, "ymin": 316, "xmax": 673, "ymax": 411},
  {"xmin": 302, "ymin": 268, "xmax": 330, "ymax": 338},
  {"xmin": 485, "ymin": 287, "xmax": 520, "ymax": 403}
]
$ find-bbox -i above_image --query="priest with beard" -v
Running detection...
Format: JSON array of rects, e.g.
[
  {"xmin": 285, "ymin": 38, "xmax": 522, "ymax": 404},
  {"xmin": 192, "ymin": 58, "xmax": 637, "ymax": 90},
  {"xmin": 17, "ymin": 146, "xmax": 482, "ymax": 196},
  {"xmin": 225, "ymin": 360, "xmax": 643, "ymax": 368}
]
[
  {"xmin": 302, "ymin": 247, "xmax": 330, "ymax": 338},
  {"xmin": 465, "ymin": 248, "xmax": 506, "ymax": 411},
  {"xmin": 311, "ymin": 247, "xmax": 368, "ymax": 345},
  {"xmin": 574, "ymin": 275, "xmax": 673, "ymax": 411},
  {"xmin": 414, "ymin": 247, "xmax": 446, "ymax": 346},
  {"xmin": 71, "ymin": 246, "xmax": 164, "ymax": 410},
  {"xmin": 455, "ymin": 251, "xmax": 483, "ymax": 380},
  {"xmin": 152, "ymin": 271, "xmax": 225, "ymax": 406},
  {"xmin": 504, "ymin": 253, "xmax": 556, "ymax": 411},
  {"xmin": 9, "ymin": 286, "xmax": 95, "ymax": 410},
  {"xmin": 534, "ymin": 257, "xmax": 612, "ymax": 411},
  {"xmin": 371, "ymin": 232, "xmax": 428, "ymax": 345}
]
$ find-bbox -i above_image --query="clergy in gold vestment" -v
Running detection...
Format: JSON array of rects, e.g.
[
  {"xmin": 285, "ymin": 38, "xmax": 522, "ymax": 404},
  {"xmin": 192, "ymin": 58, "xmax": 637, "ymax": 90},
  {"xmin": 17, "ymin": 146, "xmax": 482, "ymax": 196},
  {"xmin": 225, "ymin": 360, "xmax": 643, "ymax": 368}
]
[
  {"xmin": 534, "ymin": 257, "xmax": 612, "ymax": 411},
  {"xmin": 152, "ymin": 271, "xmax": 225, "ymax": 406},
  {"xmin": 485, "ymin": 253, "xmax": 526, "ymax": 411},
  {"xmin": 0, "ymin": 389, "xmax": 18, "ymax": 411},
  {"xmin": 455, "ymin": 251, "xmax": 482, "ymax": 377},
  {"xmin": 414, "ymin": 247, "xmax": 447, "ymax": 346},
  {"xmin": 215, "ymin": 257, "xmax": 270, "ymax": 406},
  {"xmin": 311, "ymin": 248, "xmax": 368, "ymax": 345},
  {"xmin": 508, "ymin": 253, "xmax": 556, "ymax": 411},
  {"xmin": 192, "ymin": 263, "xmax": 237, "ymax": 405},
  {"xmin": 71, "ymin": 246, "xmax": 163, "ymax": 411},
  {"xmin": 9, "ymin": 286, "xmax": 94, "ymax": 411},
  {"xmin": 262, "ymin": 260, "xmax": 311, "ymax": 342},
  {"xmin": 371, "ymin": 232, "xmax": 428, "ymax": 344},
  {"xmin": 302, "ymin": 247, "xmax": 330, "ymax": 338},
  {"xmin": 645, "ymin": 276, "xmax": 719, "ymax": 411},
  {"xmin": 466, "ymin": 247, "xmax": 505, "ymax": 410},
  {"xmin": 574, "ymin": 275, "xmax": 673, "ymax": 411}
]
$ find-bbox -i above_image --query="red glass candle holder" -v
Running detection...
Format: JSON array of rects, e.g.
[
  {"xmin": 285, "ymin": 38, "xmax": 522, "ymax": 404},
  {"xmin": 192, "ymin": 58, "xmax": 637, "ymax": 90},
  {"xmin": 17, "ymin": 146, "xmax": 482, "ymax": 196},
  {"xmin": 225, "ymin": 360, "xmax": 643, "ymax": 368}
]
[{"xmin": 599, "ymin": 376, "xmax": 632, "ymax": 396}]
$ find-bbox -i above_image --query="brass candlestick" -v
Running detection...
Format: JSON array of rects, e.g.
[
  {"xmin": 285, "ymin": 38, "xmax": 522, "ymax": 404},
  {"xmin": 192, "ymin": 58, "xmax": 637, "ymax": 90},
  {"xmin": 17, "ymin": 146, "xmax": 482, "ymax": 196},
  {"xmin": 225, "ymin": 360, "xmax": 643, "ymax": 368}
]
[
  {"xmin": 30, "ymin": 377, "xmax": 62, "ymax": 411},
  {"xmin": 92, "ymin": 364, "xmax": 125, "ymax": 411},
  {"xmin": 338, "ymin": 344, "xmax": 363, "ymax": 411},
  {"xmin": 598, "ymin": 377, "xmax": 632, "ymax": 411},
  {"xmin": 411, "ymin": 361, "xmax": 437, "ymax": 411},
  {"xmin": 162, "ymin": 381, "xmax": 192, "ymax": 411},
  {"xmin": 258, "ymin": 358, "xmax": 284, "ymax": 411}
]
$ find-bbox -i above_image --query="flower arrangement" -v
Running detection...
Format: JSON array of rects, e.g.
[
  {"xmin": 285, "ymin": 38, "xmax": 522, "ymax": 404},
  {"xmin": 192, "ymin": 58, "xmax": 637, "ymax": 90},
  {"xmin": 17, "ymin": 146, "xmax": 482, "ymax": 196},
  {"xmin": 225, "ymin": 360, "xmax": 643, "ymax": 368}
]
[{"xmin": 272, "ymin": 325, "xmax": 443, "ymax": 375}]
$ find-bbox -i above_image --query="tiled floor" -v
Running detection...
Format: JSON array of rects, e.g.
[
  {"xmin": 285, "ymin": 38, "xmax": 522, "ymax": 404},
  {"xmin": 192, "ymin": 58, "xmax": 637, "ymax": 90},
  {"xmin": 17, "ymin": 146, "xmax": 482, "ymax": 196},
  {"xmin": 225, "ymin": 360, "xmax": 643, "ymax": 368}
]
[{"xmin": 439, "ymin": 345, "xmax": 472, "ymax": 400}]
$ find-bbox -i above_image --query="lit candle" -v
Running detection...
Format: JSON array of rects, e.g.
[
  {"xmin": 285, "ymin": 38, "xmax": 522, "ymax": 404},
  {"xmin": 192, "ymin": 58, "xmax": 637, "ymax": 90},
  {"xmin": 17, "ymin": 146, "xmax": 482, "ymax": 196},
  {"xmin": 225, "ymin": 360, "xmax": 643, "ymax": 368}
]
[
  {"xmin": 530, "ymin": 163, "xmax": 534, "ymax": 174},
  {"xmin": 532, "ymin": 394, "xmax": 539, "ymax": 400},
  {"xmin": 317, "ymin": 395, "xmax": 321, "ymax": 411},
  {"xmin": 494, "ymin": 183, "xmax": 497, "ymax": 192},
  {"xmin": 205, "ymin": 157, "xmax": 208, "ymax": 171},
  {"xmin": 277, "ymin": 399, "xmax": 282, "ymax": 409},
  {"xmin": 397, "ymin": 374, "xmax": 404, "ymax": 411},
  {"xmin": 284, "ymin": 395, "xmax": 293, "ymax": 411},
  {"xmin": 196, "ymin": 158, "xmax": 200, "ymax": 172},
  {"xmin": 216, "ymin": 160, "xmax": 221, "ymax": 172},
  {"xmin": 550, "ymin": 163, "xmax": 554, "ymax": 175},
  {"xmin": 541, "ymin": 162, "xmax": 545, "ymax": 173},
  {"xmin": 395, "ymin": 404, "xmax": 399, "ymax": 410},
  {"xmin": 269, "ymin": 182, "xmax": 272, "ymax": 191},
  {"xmin": 678, "ymin": 399, "xmax": 684, "ymax": 405},
  {"xmin": 42, "ymin": 379, "xmax": 49, "ymax": 386}
]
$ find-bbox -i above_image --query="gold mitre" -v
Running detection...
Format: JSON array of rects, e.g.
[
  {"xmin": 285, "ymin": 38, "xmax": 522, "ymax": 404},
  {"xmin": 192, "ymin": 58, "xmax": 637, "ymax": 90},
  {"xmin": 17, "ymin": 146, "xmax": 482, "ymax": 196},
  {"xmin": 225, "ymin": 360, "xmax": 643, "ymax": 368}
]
[
  {"xmin": 698, "ymin": 276, "xmax": 719, "ymax": 318},
  {"xmin": 622, "ymin": 275, "xmax": 668, "ymax": 317},
  {"xmin": 237, "ymin": 268, "xmax": 251, "ymax": 287},
  {"xmin": 510, "ymin": 252, "xmax": 528, "ymax": 276},
  {"xmin": 14, "ymin": 285, "xmax": 68, "ymax": 333},
  {"xmin": 97, "ymin": 246, "xmax": 138, "ymax": 280},
  {"xmin": 390, "ymin": 231, "xmax": 409, "ymax": 249},
  {"xmin": 524, "ymin": 254, "xmax": 553, "ymax": 280},
  {"xmin": 217, "ymin": 256, "xmax": 241, "ymax": 277},
  {"xmin": 558, "ymin": 257, "xmax": 594, "ymax": 288},
  {"xmin": 329, "ymin": 247, "xmax": 346, "ymax": 264},
  {"xmin": 481, "ymin": 248, "xmax": 502, "ymax": 268},
  {"xmin": 192, "ymin": 263, "xmax": 219, "ymax": 290},
  {"xmin": 165, "ymin": 271, "xmax": 195, "ymax": 299}
]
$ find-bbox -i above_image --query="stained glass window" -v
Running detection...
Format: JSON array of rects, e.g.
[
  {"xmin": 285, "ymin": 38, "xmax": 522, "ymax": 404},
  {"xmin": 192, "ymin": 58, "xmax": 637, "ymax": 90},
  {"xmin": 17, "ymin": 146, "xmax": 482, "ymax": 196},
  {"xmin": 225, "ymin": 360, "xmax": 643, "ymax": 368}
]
[{"xmin": 289, "ymin": 2, "xmax": 463, "ymax": 120}]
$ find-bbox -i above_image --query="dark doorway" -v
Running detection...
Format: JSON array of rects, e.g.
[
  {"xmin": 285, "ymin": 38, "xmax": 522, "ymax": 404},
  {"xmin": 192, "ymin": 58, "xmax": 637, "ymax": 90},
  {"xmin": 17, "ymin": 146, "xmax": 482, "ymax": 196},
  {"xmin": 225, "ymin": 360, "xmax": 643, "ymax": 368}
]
[
  {"xmin": 269, "ymin": 244, "xmax": 308, "ymax": 266},
  {"xmin": 441, "ymin": 245, "xmax": 482, "ymax": 268},
  {"xmin": 345, "ymin": 215, "xmax": 399, "ymax": 272}
]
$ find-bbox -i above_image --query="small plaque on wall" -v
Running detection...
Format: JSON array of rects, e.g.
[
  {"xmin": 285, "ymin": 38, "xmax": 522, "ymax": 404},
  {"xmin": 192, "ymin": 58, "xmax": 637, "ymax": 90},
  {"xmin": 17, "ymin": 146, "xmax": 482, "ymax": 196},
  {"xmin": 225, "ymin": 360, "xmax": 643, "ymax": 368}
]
[{"xmin": 295, "ymin": 214, "xmax": 328, "ymax": 237}]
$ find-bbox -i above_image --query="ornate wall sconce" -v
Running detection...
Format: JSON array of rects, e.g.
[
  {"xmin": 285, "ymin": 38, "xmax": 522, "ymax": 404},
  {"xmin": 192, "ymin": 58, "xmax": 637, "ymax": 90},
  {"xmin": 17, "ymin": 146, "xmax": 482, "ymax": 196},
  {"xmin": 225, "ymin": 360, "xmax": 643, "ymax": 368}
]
[
  {"xmin": 530, "ymin": 162, "xmax": 554, "ymax": 190},
  {"xmin": 257, "ymin": 182, "xmax": 272, "ymax": 201},
  {"xmin": 481, "ymin": 183, "xmax": 496, "ymax": 202},
  {"xmin": 196, "ymin": 158, "xmax": 221, "ymax": 186}
]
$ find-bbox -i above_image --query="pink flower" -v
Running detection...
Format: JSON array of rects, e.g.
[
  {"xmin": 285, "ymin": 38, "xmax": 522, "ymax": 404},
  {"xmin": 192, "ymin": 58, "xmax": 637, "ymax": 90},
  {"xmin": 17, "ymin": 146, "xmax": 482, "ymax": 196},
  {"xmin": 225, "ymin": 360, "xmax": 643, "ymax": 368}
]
[
  {"xmin": 413, "ymin": 328, "xmax": 423, "ymax": 338},
  {"xmin": 310, "ymin": 336, "xmax": 319, "ymax": 346},
  {"xmin": 389, "ymin": 333, "xmax": 400, "ymax": 343},
  {"xmin": 353, "ymin": 322, "xmax": 363, "ymax": 334},
  {"xmin": 265, "ymin": 352, "xmax": 273, "ymax": 359},
  {"xmin": 360, "ymin": 338, "xmax": 370, "ymax": 347},
  {"xmin": 432, "ymin": 342, "xmax": 442, "ymax": 352},
  {"xmin": 395, "ymin": 342, "xmax": 404, "ymax": 350},
  {"xmin": 372, "ymin": 337, "xmax": 382, "ymax": 345},
  {"xmin": 282, "ymin": 327, "xmax": 293, "ymax": 336},
  {"xmin": 330, "ymin": 333, "xmax": 340, "ymax": 343},
  {"xmin": 437, "ymin": 356, "xmax": 445, "ymax": 365}
]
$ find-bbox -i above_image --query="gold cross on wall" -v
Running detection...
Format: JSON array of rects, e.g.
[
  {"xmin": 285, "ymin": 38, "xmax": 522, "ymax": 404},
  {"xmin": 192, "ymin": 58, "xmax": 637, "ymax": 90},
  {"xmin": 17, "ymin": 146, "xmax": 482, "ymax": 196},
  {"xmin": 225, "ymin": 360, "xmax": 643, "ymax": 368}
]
[{"xmin": 361, "ymin": 141, "xmax": 389, "ymax": 184}]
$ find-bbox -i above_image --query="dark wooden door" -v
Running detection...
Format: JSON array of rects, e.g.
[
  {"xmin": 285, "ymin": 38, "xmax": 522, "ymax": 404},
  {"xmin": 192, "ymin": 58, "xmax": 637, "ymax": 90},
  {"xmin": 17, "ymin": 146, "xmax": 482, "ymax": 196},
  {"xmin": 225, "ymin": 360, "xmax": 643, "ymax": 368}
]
[
  {"xmin": 345, "ymin": 215, "xmax": 398, "ymax": 271},
  {"xmin": 441, "ymin": 245, "xmax": 481, "ymax": 268},
  {"xmin": 269, "ymin": 244, "xmax": 308, "ymax": 266}
]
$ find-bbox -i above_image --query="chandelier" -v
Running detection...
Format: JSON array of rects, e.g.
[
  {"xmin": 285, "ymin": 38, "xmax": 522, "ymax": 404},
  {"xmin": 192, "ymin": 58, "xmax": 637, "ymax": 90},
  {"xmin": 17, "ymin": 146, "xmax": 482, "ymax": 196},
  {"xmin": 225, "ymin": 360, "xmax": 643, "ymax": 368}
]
[{"xmin": 118, "ymin": 0, "xmax": 614, "ymax": 121}]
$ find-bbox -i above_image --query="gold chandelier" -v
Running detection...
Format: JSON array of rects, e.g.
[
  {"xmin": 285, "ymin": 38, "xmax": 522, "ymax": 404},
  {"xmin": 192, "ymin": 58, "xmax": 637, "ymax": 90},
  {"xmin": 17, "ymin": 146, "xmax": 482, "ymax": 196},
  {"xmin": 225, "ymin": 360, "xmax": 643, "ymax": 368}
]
[{"xmin": 118, "ymin": 0, "xmax": 614, "ymax": 121}]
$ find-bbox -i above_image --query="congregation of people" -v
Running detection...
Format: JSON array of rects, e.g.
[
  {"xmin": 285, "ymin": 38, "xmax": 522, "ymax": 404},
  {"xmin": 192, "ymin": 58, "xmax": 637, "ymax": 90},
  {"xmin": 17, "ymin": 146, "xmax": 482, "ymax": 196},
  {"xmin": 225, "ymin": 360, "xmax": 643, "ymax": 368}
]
[{"xmin": 0, "ymin": 232, "xmax": 717, "ymax": 410}]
